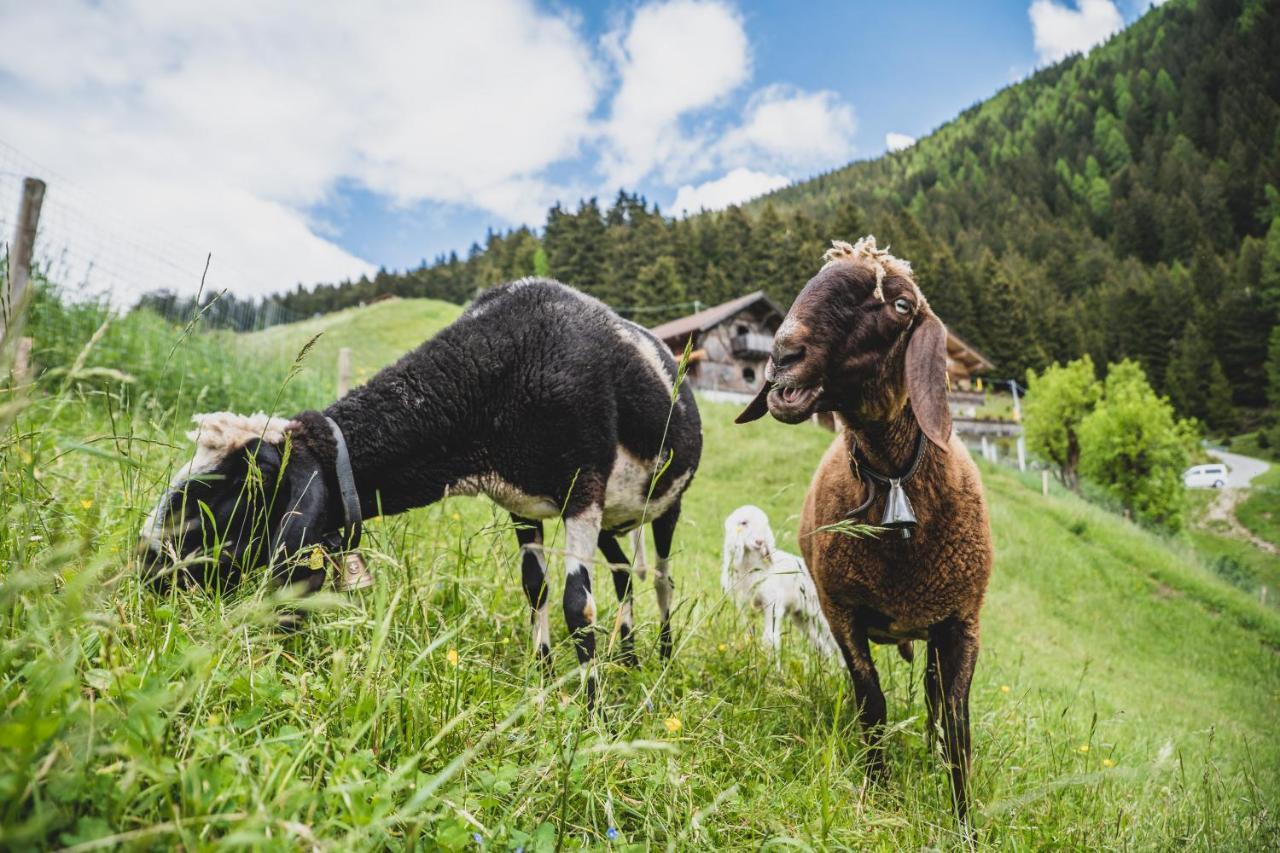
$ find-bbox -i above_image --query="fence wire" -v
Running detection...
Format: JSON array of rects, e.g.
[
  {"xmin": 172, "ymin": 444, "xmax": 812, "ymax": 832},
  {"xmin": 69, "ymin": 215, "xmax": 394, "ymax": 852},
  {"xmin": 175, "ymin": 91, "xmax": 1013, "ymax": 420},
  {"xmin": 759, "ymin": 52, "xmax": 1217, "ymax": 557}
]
[{"xmin": 0, "ymin": 138, "xmax": 307, "ymax": 331}]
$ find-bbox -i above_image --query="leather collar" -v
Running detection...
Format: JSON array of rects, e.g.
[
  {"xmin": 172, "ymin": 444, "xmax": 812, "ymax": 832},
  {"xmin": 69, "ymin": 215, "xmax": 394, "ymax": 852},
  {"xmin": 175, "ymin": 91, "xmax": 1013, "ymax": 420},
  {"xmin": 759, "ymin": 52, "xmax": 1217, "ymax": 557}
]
[
  {"xmin": 845, "ymin": 428, "xmax": 927, "ymax": 518},
  {"xmin": 325, "ymin": 416, "xmax": 362, "ymax": 551}
]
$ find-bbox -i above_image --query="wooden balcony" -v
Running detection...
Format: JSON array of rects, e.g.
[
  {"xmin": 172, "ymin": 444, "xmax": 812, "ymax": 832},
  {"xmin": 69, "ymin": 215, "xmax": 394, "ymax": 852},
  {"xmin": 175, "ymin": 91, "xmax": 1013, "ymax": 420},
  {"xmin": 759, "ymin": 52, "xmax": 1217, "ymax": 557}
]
[{"xmin": 730, "ymin": 332, "xmax": 774, "ymax": 359}]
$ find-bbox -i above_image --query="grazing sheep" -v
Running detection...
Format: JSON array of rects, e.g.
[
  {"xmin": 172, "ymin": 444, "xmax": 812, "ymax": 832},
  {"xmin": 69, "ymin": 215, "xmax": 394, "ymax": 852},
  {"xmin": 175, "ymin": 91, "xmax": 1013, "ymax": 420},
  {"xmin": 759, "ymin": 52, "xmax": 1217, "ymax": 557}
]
[
  {"xmin": 721, "ymin": 505, "xmax": 838, "ymax": 660},
  {"xmin": 140, "ymin": 278, "xmax": 702, "ymax": 694},
  {"xmin": 736, "ymin": 237, "xmax": 993, "ymax": 817}
]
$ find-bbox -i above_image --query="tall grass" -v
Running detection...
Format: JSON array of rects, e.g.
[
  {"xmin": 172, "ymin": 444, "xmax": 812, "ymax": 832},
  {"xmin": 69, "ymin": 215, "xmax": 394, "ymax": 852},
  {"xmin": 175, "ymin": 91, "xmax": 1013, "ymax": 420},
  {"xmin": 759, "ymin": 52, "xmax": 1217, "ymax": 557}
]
[{"xmin": 1, "ymin": 285, "xmax": 1278, "ymax": 849}]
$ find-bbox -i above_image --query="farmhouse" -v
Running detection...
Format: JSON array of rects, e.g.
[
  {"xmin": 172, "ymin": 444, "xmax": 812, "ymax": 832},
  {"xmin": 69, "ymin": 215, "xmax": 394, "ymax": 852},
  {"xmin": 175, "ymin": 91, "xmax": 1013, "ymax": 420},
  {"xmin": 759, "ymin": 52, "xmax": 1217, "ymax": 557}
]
[{"xmin": 650, "ymin": 291, "xmax": 785, "ymax": 399}]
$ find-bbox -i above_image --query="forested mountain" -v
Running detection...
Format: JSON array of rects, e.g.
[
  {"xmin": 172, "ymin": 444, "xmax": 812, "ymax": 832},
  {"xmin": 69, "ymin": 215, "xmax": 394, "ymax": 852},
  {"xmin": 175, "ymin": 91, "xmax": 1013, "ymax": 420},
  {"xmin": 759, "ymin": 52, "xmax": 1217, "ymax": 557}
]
[{"xmin": 210, "ymin": 0, "xmax": 1279, "ymax": 429}]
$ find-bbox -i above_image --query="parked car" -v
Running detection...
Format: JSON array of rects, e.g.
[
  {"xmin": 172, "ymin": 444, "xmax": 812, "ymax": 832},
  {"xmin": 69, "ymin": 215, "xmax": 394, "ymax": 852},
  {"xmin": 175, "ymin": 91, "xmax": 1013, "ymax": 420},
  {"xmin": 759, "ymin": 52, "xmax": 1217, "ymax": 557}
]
[{"xmin": 1184, "ymin": 463, "xmax": 1228, "ymax": 489}]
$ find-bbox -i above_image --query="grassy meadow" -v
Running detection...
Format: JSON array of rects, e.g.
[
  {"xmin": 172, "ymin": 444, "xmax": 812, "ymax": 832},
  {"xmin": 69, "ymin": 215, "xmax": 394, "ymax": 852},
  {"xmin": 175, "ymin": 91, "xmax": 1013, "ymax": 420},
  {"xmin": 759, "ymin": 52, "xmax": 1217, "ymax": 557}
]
[{"xmin": 2, "ymin": 293, "xmax": 1279, "ymax": 849}]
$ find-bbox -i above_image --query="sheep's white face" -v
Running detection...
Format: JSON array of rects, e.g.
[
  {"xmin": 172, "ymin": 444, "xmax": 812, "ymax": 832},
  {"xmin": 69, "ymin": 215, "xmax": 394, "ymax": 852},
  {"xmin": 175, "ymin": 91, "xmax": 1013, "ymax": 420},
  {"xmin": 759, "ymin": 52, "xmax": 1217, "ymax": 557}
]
[{"xmin": 724, "ymin": 505, "xmax": 776, "ymax": 564}]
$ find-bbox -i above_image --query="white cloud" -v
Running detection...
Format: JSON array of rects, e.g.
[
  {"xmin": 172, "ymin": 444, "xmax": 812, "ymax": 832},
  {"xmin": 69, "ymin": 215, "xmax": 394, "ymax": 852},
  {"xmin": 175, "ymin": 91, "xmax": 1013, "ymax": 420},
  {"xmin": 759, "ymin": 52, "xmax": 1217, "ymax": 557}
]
[
  {"xmin": 1028, "ymin": 0, "xmax": 1124, "ymax": 64},
  {"xmin": 718, "ymin": 85, "xmax": 856, "ymax": 171},
  {"xmin": 0, "ymin": 0, "xmax": 601, "ymax": 299},
  {"xmin": 886, "ymin": 132, "xmax": 916, "ymax": 152},
  {"xmin": 0, "ymin": 0, "xmax": 863, "ymax": 303},
  {"xmin": 671, "ymin": 167, "xmax": 790, "ymax": 214},
  {"xmin": 602, "ymin": 0, "xmax": 750, "ymax": 187}
]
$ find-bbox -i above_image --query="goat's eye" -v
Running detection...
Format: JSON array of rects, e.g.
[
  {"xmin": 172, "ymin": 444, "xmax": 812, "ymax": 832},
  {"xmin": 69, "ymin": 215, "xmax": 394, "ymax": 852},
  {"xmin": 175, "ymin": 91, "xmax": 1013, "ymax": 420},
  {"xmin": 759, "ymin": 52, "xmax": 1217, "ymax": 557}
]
[{"xmin": 893, "ymin": 298, "xmax": 911, "ymax": 316}]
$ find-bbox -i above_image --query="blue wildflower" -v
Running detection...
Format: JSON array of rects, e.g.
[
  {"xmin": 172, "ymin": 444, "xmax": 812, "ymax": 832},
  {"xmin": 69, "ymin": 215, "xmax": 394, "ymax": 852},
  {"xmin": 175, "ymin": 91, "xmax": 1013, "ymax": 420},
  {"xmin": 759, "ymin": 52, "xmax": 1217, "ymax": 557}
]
[
  {"xmin": 607, "ymin": 826, "xmax": 619, "ymax": 840},
  {"xmin": 472, "ymin": 832, "xmax": 482, "ymax": 845}
]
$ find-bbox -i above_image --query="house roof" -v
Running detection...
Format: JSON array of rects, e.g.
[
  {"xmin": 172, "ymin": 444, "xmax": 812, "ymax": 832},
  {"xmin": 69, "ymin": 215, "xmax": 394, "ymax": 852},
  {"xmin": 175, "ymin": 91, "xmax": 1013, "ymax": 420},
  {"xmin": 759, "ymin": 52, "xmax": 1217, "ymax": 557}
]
[
  {"xmin": 945, "ymin": 329, "xmax": 996, "ymax": 373},
  {"xmin": 650, "ymin": 291, "xmax": 785, "ymax": 344}
]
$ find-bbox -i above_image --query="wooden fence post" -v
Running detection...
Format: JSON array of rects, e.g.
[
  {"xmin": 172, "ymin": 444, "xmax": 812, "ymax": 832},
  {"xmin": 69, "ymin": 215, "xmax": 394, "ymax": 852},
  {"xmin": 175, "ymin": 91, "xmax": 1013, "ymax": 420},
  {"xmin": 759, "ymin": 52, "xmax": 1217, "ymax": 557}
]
[
  {"xmin": 14, "ymin": 335, "xmax": 33, "ymax": 384},
  {"xmin": 336, "ymin": 347, "xmax": 352, "ymax": 397},
  {"xmin": 1041, "ymin": 469, "xmax": 1049, "ymax": 496},
  {"xmin": 2, "ymin": 177, "xmax": 46, "ymax": 347}
]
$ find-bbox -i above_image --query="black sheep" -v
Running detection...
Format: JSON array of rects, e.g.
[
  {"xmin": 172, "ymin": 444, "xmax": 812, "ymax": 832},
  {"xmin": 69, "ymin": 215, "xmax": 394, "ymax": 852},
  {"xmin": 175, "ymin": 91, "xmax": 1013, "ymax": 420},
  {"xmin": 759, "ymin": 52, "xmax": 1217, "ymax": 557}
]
[{"xmin": 140, "ymin": 278, "xmax": 703, "ymax": 683}]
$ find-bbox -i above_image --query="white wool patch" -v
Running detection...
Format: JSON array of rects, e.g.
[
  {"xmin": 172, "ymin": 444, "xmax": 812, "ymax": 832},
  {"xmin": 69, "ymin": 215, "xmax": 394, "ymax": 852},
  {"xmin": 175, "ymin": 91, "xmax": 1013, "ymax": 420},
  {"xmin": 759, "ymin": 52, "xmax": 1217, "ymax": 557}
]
[
  {"xmin": 614, "ymin": 319, "xmax": 675, "ymax": 394},
  {"xmin": 185, "ymin": 411, "xmax": 294, "ymax": 475},
  {"xmin": 603, "ymin": 445, "xmax": 691, "ymax": 532},
  {"xmin": 822, "ymin": 235, "xmax": 915, "ymax": 302},
  {"xmin": 451, "ymin": 473, "xmax": 562, "ymax": 519}
]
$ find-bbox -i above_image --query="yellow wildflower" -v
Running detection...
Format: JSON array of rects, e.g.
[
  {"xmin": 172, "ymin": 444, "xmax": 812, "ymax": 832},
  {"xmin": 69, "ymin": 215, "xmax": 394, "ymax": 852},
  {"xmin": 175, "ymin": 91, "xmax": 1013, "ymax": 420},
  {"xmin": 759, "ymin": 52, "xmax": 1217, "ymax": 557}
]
[
  {"xmin": 451, "ymin": 512, "xmax": 462, "ymax": 521},
  {"xmin": 664, "ymin": 717, "xmax": 682, "ymax": 734},
  {"xmin": 1078, "ymin": 744, "xmax": 1090, "ymax": 753},
  {"xmin": 1102, "ymin": 758, "xmax": 1116, "ymax": 768},
  {"xmin": 1000, "ymin": 685, "xmax": 1010, "ymax": 693},
  {"xmin": 446, "ymin": 648, "xmax": 460, "ymax": 667},
  {"xmin": 80, "ymin": 499, "xmax": 94, "ymax": 510},
  {"xmin": 717, "ymin": 643, "xmax": 728, "ymax": 653}
]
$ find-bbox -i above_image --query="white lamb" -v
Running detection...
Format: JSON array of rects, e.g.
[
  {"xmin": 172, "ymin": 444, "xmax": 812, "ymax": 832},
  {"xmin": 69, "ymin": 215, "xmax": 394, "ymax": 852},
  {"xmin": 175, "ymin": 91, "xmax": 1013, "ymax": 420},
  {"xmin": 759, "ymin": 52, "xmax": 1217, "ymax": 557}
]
[{"xmin": 721, "ymin": 505, "xmax": 839, "ymax": 659}]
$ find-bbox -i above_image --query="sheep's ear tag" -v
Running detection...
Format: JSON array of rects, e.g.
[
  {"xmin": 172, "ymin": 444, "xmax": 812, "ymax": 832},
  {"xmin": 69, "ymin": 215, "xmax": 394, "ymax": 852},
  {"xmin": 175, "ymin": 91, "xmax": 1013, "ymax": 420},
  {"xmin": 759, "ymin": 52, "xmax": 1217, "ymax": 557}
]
[
  {"xmin": 339, "ymin": 551, "xmax": 374, "ymax": 591},
  {"xmin": 880, "ymin": 479, "xmax": 917, "ymax": 539}
]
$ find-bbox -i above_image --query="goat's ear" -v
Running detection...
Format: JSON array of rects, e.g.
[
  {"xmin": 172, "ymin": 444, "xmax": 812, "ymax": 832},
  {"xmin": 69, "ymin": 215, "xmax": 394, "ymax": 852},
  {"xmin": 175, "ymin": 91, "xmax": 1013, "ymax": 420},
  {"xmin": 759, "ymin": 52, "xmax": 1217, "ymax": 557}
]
[
  {"xmin": 735, "ymin": 381, "xmax": 771, "ymax": 424},
  {"xmin": 905, "ymin": 314, "xmax": 951, "ymax": 451}
]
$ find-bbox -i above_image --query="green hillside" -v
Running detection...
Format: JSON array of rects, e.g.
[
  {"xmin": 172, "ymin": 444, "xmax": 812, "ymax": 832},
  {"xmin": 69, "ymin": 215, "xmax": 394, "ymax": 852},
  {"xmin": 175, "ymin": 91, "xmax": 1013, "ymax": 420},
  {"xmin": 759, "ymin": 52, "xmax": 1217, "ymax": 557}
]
[
  {"xmin": 244, "ymin": 296, "xmax": 464, "ymax": 395},
  {"xmin": 3, "ymin": 299, "xmax": 1279, "ymax": 847},
  {"xmin": 255, "ymin": 0, "xmax": 1280, "ymax": 435}
]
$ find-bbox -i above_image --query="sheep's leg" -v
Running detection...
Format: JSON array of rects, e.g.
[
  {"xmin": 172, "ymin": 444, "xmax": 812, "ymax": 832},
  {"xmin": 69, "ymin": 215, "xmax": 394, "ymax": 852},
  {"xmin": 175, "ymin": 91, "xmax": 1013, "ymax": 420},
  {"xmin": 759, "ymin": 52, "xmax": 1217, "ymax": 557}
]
[
  {"xmin": 512, "ymin": 514, "xmax": 552, "ymax": 669},
  {"xmin": 563, "ymin": 506, "xmax": 602, "ymax": 705},
  {"xmin": 832, "ymin": 616, "xmax": 888, "ymax": 781},
  {"xmin": 929, "ymin": 616, "xmax": 980, "ymax": 820},
  {"xmin": 650, "ymin": 503, "xmax": 681, "ymax": 660},
  {"xmin": 598, "ymin": 533, "xmax": 637, "ymax": 667}
]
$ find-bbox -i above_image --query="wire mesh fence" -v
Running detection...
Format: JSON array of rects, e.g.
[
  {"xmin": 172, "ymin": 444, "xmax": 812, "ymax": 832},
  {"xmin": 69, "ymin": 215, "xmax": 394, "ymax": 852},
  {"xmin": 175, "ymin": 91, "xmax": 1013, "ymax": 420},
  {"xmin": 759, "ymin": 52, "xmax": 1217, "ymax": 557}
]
[{"xmin": 0, "ymin": 138, "xmax": 308, "ymax": 332}]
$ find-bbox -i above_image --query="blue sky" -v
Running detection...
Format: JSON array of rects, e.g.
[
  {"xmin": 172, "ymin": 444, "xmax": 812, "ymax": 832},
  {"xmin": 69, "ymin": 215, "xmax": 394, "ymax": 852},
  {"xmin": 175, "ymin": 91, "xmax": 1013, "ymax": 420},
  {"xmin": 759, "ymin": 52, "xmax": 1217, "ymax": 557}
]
[{"xmin": 0, "ymin": 0, "xmax": 1161, "ymax": 300}]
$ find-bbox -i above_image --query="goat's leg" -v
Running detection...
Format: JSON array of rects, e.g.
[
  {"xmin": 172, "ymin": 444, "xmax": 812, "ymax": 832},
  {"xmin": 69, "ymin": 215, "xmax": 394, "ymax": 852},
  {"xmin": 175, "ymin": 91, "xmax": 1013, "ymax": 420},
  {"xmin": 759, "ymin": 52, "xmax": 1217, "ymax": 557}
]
[
  {"xmin": 598, "ymin": 532, "xmax": 637, "ymax": 666},
  {"xmin": 929, "ymin": 616, "xmax": 980, "ymax": 820},
  {"xmin": 563, "ymin": 506, "xmax": 602, "ymax": 705},
  {"xmin": 512, "ymin": 514, "xmax": 552, "ymax": 669},
  {"xmin": 832, "ymin": 617, "xmax": 889, "ymax": 781},
  {"xmin": 762, "ymin": 602, "xmax": 783, "ymax": 653},
  {"xmin": 924, "ymin": 643, "xmax": 943, "ymax": 754},
  {"xmin": 650, "ymin": 502, "xmax": 681, "ymax": 660}
]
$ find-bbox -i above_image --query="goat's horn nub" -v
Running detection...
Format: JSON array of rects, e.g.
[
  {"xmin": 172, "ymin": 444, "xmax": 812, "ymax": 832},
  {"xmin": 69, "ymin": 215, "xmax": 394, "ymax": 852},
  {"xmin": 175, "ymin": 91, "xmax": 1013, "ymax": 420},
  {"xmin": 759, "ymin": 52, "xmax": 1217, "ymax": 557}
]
[{"xmin": 822, "ymin": 234, "xmax": 900, "ymax": 301}]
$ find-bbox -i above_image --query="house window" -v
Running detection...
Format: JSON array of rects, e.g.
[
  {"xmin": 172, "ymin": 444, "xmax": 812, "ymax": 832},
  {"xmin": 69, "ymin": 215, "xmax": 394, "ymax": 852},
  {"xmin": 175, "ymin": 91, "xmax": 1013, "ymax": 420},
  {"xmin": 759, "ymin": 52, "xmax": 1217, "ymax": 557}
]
[
  {"xmin": 743, "ymin": 366, "xmax": 756, "ymax": 384},
  {"xmin": 735, "ymin": 324, "xmax": 749, "ymax": 336}
]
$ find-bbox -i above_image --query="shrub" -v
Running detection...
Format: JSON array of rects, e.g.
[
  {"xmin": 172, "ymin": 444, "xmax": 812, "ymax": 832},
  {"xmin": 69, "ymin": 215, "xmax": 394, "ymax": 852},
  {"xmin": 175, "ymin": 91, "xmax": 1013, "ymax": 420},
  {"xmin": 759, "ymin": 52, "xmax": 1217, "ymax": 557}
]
[
  {"xmin": 1078, "ymin": 360, "xmax": 1198, "ymax": 533},
  {"xmin": 1023, "ymin": 355, "xmax": 1101, "ymax": 491},
  {"xmin": 1211, "ymin": 555, "xmax": 1257, "ymax": 591}
]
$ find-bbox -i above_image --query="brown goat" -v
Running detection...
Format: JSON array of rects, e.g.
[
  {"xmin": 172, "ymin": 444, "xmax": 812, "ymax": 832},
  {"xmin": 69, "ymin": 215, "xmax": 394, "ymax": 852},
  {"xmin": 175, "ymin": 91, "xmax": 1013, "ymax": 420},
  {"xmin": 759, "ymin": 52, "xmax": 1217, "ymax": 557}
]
[{"xmin": 736, "ymin": 237, "xmax": 993, "ymax": 817}]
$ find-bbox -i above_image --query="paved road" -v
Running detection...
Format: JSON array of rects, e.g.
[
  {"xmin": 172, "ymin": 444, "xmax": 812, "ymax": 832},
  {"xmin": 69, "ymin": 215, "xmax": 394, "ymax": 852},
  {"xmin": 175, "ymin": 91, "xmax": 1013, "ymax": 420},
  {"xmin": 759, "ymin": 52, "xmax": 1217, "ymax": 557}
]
[{"xmin": 1206, "ymin": 448, "xmax": 1270, "ymax": 488}]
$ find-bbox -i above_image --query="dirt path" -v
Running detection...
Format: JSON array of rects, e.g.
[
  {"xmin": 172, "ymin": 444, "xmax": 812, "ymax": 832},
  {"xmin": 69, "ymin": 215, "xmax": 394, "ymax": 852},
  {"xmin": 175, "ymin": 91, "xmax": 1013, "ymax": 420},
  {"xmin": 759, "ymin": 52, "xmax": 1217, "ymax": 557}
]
[{"xmin": 1200, "ymin": 487, "xmax": 1278, "ymax": 554}]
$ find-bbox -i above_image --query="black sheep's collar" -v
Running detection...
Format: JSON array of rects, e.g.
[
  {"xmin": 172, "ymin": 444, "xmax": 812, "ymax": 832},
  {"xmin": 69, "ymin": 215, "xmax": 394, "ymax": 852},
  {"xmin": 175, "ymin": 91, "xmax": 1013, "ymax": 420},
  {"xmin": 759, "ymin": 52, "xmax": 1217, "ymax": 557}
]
[
  {"xmin": 845, "ymin": 428, "xmax": 927, "ymax": 539},
  {"xmin": 324, "ymin": 416, "xmax": 363, "ymax": 552}
]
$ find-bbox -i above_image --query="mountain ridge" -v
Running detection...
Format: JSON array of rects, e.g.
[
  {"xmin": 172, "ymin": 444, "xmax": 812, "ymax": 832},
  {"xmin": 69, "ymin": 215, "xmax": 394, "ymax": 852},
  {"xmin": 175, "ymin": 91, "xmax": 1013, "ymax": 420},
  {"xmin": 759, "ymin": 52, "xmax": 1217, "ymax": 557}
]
[{"xmin": 179, "ymin": 0, "xmax": 1280, "ymax": 431}]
